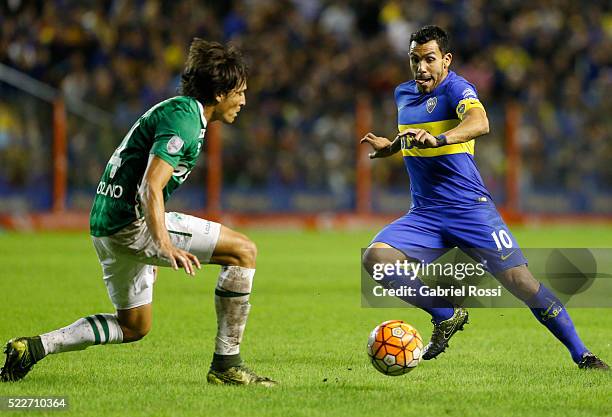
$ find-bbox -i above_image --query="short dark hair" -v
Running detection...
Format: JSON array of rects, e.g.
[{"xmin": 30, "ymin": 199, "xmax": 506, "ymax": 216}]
[
  {"xmin": 410, "ymin": 25, "xmax": 450, "ymax": 54},
  {"xmin": 179, "ymin": 39, "xmax": 248, "ymax": 105}
]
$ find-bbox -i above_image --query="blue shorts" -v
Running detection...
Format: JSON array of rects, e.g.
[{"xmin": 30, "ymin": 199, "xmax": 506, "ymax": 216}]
[{"xmin": 371, "ymin": 202, "xmax": 527, "ymax": 274}]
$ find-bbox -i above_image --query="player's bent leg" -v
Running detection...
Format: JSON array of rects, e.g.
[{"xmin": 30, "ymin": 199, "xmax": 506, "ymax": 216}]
[
  {"xmin": 1, "ymin": 312, "xmax": 125, "ymax": 382},
  {"xmin": 362, "ymin": 242, "xmax": 459, "ymax": 321},
  {"xmin": 363, "ymin": 243, "xmax": 455, "ymax": 318},
  {"xmin": 0, "ymin": 254, "xmax": 151, "ymax": 382},
  {"xmin": 150, "ymin": 216, "xmax": 274, "ymax": 385},
  {"xmin": 496, "ymin": 265, "xmax": 608, "ymax": 370},
  {"xmin": 362, "ymin": 242, "xmax": 467, "ymax": 360},
  {"xmin": 191, "ymin": 225, "xmax": 275, "ymax": 386},
  {"xmin": 117, "ymin": 303, "xmax": 153, "ymax": 343},
  {"xmin": 209, "ymin": 226, "xmax": 257, "ymax": 369}
]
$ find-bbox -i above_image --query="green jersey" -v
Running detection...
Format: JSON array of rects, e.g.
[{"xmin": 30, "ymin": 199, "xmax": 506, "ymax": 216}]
[{"xmin": 90, "ymin": 96, "xmax": 207, "ymax": 237}]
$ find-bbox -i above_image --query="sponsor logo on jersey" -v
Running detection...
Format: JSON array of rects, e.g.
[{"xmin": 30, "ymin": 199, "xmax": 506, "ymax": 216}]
[
  {"xmin": 426, "ymin": 97, "xmax": 437, "ymax": 113},
  {"xmin": 462, "ymin": 88, "xmax": 477, "ymax": 99},
  {"xmin": 96, "ymin": 181, "xmax": 124, "ymax": 198},
  {"xmin": 167, "ymin": 135, "xmax": 184, "ymax": 154}
]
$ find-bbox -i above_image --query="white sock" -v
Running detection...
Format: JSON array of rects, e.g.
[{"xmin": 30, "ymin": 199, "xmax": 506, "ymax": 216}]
[
  {"xmin": 40, "ymin": 314, "xmax": 123, "ymax": 355},
  {"xmin": 214, "ymin": 266, "xmax": 255, "ymax": 356}
]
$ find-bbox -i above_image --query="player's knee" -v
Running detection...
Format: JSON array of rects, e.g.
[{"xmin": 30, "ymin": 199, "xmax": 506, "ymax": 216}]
[
  {"xmin": 234, "ymin": 236, "xmax": 257, "ymax": 268},
  {"xmin": 117, "ymin": 314, "xmax": 152, "ymax": 343},
  {"xmin": 362, "ymin": 247, "xmax": 387, "ymax": 276},
  {"xmin": 363, "ymin": 245, "xmax": 408, "ymax": 278},
  {"xmin": 121, "ymin": 323, "xmax": 151, "ymax": 342}
]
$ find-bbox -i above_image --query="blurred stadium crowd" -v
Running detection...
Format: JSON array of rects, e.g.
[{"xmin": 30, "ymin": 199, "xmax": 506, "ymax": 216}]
[{"xmin": 0, "ymin": 0, "xmax": 610, "ymax": 213}]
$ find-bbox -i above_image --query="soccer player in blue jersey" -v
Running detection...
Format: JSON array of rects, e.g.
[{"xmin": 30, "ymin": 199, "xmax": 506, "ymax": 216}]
[{"xmin": 361, "ymin": 26, "xmax": 608, "ymax": 370}]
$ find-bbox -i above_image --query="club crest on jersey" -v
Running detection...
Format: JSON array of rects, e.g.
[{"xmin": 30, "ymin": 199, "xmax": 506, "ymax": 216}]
[
  {"xmin": 426, "ymin": 97, "xmax": 437, "ymax": 113},
  {"xmin": 167, "ymin": 135, "xmax": 184, "ymax": 154}
]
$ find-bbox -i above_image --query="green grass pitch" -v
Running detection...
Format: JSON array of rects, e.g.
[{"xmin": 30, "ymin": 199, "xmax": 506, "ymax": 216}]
[{"xmin": 0, "ymin": 225, "xmax": 610, "ymax": 417}]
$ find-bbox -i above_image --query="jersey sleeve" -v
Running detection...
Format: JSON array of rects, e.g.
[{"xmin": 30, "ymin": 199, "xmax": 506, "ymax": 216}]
[
  {"xmin": 446, "ymin": 77, "xmax": 486, "ymax": 120},
  {"xmin": 150, "ymin": 106, "xmax": 200, "ymax": 168}
]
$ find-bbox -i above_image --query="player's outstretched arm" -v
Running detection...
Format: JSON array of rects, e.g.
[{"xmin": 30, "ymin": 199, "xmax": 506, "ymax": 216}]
[
  {"xmin": 360, "ymin": 132, "xmax": 402, "ymax": 159},
  {"xmin": 139, "ymin": 155, "xmax": 201, "ymax": 275}
]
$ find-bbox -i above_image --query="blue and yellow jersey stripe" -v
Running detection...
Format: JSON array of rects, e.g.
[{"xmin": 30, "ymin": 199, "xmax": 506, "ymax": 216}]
[{"xmin": 399, "ymin": 120, "xmax": 473, "ymax": 157}]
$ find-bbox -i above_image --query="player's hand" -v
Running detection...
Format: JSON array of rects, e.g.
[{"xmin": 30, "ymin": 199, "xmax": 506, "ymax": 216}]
[
  {"xmin": 360, "ymin": 133, "xmax": 394, "ymax": 159},
  {"xmin": 158, "ymin": 243, "xmax": 201, "ymax": 276},
  {"xmin": 401, "ymin": 128, "xmax": 439, "ymax": 148}
]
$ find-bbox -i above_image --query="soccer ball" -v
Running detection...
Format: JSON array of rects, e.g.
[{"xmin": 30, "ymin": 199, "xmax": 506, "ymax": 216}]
[{"xmin": 367, "ymin": 320, "xmax": 423, "ymax": 376}]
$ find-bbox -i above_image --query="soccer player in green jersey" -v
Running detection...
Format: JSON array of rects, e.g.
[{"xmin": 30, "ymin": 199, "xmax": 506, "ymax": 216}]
[{"xmin": 1, "ymin": 39, "xmax": 276, "ymax": 386}]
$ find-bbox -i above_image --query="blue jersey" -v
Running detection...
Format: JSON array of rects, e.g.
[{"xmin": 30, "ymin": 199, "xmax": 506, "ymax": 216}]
[
  {"xmin": 371, "ymin": 72, "xmax": 527, "ymax": 274},
  {"xmin": 395, "ymin": 71, "xmax": 491, "ymax": 207}
]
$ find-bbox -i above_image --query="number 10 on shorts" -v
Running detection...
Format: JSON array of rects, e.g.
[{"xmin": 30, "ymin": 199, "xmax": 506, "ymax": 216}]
[{"xmin": 491, "ymin": 229, "xmax": 513, "ymax": 251}]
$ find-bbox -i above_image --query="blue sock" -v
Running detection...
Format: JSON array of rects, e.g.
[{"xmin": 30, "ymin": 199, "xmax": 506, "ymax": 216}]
[
  {"xmin": 526, "ymin": 284, "xmax": 589, "ymax": 363},
  {"xmin": 378, "ymin": 272, "xmax": 455, "ymax": 323}
]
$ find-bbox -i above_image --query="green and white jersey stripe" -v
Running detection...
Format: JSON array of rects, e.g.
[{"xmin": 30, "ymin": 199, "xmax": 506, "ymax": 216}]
[{"xmin": 90, "ymin": 96, "xmax": 207, "ymax": 237}]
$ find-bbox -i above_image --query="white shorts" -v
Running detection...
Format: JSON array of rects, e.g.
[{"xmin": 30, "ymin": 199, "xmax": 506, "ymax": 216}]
[{"xmin": 92, "ymin": 212, "xmax": 221, "ymax": 310}]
